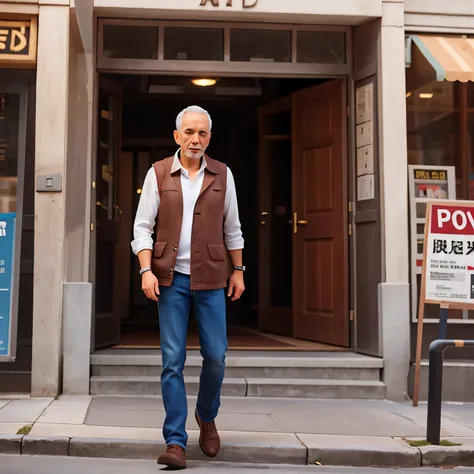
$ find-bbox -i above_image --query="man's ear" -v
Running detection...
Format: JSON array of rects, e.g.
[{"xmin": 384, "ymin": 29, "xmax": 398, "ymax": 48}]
[{"xmin": 173, "ymin": 130, "xmax": 180, "ymax": 145}]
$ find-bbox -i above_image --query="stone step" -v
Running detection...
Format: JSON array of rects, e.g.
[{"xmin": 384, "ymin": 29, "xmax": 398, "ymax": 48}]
[
  {"xmin": 90, "ymin": 375, "xmax": 386, "ymax": 399},
  {"xmin": 90, "ymin": 351, "xmax": 383, "ymax": 381},
  {"xmin": 91, "ymin": 364, "xmax": 381, "ymax": 380}
]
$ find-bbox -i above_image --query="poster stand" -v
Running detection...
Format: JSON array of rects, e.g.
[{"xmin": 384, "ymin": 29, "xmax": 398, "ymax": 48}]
[{"xmin": 412, "ymin": 200, "xmax": 474, "ymax": 407}]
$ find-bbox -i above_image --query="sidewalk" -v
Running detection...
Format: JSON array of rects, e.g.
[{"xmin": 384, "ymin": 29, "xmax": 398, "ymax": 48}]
[{"xmin": 1, "ymin": 394, "xmax": 474, "ymax": 468}]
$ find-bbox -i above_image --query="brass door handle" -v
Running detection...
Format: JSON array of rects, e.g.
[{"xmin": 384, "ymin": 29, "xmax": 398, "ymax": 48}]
[{"xmin": 293, "ymin": 212, "xmax": 308, "ymax": 234}]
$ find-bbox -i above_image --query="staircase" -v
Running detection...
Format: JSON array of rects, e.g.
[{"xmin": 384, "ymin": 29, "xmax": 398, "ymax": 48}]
[{"xmin": 90, "ymin": 350, "xmax": 386, "ymax": 399}]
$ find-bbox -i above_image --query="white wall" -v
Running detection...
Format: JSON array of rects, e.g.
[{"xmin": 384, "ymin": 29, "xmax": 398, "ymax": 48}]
[
  {"xmin": 31, "ymin": 4, "xmax": 70, "ymax": 397},
  {"xmin": 64, "ymin": 11, "xmax": 92, "ymax": 283},
  {"xmin": 93, "ymin": 0, "xmax": 382, "ymax": 24},
  {"xmin": 378, "ymin": 1, "xmax": 411, "ymax": 401},
  {"xmin": 405, "ymin": 0, "xmax": 474, "ymax": 15},
  {"xmin": 405, "ymin": 0, "xmax": 474, "ymax": 31}
]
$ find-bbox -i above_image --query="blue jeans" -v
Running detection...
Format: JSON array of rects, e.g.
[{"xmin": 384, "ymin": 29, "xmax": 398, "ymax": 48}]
[{"xmin": 158, "ymin": 272, "xmax": 227, "ymax": 450}]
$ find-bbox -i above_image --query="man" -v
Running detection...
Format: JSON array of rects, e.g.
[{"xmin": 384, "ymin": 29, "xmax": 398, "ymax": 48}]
[{"xmin": 131, "ymin": 105, "xmax": 245, "ymax": 470}]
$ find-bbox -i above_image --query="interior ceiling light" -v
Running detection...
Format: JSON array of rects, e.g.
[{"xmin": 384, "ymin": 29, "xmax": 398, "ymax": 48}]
[
  {"xmin": 191, "ymin": 78, "xmax": 218, "ymax": 87},
  {"xmin": 419, "ymin": 93, "xmax": 434, "ymax": 99}
]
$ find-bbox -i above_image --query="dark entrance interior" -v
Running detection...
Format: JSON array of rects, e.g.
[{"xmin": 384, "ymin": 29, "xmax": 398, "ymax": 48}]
[{"xmin": 94, "ymin": 74, "xmax": 349, "ymax": 352}]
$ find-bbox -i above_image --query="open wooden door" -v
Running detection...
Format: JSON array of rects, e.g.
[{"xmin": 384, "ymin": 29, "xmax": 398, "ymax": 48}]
[
  {"xmin": 292, "ymin": 79, "xmax": 349, "ymax": 346},
  {"xmin": 93, "ymin": 76, "xmax": 122, "ymax": 349},
  {"xmin": 257, "ymin": 96, "xmax": 293, "ymax": 336}
]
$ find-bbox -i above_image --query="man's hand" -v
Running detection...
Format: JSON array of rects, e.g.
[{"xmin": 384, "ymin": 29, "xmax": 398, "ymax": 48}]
[
  {"xmin": 228, "ymin": 271, "xmax": 245, "ymax": 301},
  {"xmin": 142, "ymin": 271, "xmax": 160, "ymax": 301}
]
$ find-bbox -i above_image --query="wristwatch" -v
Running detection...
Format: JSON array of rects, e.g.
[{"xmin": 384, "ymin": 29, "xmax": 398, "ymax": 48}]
[
  {"xmin": 140, "ymin": 267, "xmax": 152, "ymax": 275},
  {"xmin": 233, "ymin": 265, "xmax": 246, "ymax": 271}
]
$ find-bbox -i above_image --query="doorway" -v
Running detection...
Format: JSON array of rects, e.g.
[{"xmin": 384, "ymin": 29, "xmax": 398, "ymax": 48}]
[{"xmin": 92, "ymin": 74, "xmax": 350, "ymax": 352}]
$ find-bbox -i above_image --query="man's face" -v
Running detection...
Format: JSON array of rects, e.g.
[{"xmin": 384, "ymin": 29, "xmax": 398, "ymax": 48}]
[{"xmin": 174, "ymin": 112, "xmax": 211, "ymax": 160}]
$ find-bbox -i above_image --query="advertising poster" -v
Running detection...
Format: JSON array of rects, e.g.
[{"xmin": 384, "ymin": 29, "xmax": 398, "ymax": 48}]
[
  {"xmin": 0, "ymin": 212, "xmax": 16, "ymax": 357},
  {"xmin": 424, "ymin": 203, "xmax": 474, "ymax": 307}
]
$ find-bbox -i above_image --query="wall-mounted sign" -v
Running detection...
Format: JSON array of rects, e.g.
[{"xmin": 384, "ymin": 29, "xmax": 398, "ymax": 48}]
[
  {"xmin": 0, "ymin": 19, "xmax": 37, "ymax": 68},
  {"xmin": 200, "ymin": 0, "xmax": 258, "ymax": 8},
  {"xmin": 355, "ymin": 82, "xmax": 375, "ymax": 202},
  {"xmin": 0, "ymin": 213, "xmax": 17, "ymax": 360}
]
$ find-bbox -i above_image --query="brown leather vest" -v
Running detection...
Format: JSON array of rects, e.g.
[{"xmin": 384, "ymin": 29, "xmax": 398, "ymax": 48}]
[{"xmin": 150, "ymin": 155, "xmax": 232, "ymax": 290}]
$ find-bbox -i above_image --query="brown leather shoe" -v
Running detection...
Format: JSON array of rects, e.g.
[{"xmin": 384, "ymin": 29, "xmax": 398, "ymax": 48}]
[
  {"xmin": 195, "ymin": 409, "xmax": 220, "ymax": 457},
  {"xmin": 157, "ymin": 444, "xmax": 186, "ymax": 470}
]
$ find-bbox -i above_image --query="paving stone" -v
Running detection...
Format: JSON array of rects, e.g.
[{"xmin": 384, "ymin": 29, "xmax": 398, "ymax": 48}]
[
  {"xmin": 22, "ymin": 436, "xmax": 70, "ymax": 456},
  {"xmin": 37, "ymin": 396, "xmax": 93, "ymax": 424},
  {"xmin": 297, "ymin": 434, "xmax": 421, "ymax": 468},
  {"xmin": 0, "ymin": 422, "xmax": 28, "ymax": 435},
  {"xmin": 0, "ymin": 399, "xmax": 53, "ymax": 423},
  {"xmin": 0, "ymin": 434, "xmax": 22, "ymax": 454}
]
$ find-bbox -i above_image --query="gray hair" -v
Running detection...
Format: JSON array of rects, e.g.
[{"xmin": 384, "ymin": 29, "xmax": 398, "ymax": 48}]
[{"xmin": 176, "ymin": 105, "xmax": 212, "ymax": 132}]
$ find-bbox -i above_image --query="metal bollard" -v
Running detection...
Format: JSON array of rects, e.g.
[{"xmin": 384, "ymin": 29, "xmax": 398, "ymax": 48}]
[{"xmin": 426, "ymin": 339, "xmax": 474, "ymax": 445}]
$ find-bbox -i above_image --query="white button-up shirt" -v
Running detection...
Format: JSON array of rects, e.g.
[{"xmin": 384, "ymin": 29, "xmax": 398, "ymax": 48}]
[{"xmin": 131, "ymin": 150, "xmax": 244, "ymax": 275}]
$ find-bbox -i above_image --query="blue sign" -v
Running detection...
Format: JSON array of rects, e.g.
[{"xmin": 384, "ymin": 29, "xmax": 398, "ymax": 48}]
[{"xmin": 0, "ymin": 213, "xmax": 16, "ymax": 357}]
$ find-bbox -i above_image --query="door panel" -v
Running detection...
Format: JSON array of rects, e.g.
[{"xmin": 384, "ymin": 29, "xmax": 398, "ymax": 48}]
[
  {"xmin": 292, "ymin": 79, "xmax": 349, "ymax": 346},
  {"xmin": 257, "ymin": 97, "xmax": 293, "ymax": 336},
  {"xmin": 94, "ymin": 76, "xmax": 122, "ymax": 350}
]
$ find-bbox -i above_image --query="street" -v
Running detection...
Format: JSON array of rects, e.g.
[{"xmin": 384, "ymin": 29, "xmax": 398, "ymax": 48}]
[{"xmin": 0, "ymin": 456, "xmax": 473, "ymax": 474}]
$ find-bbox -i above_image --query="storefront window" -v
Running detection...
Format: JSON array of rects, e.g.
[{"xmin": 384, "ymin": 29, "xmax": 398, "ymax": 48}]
[
  {"xmin": 406, "ymin": 80, "xmax": 464, "ymax": 197},
  {"xmin": 0, "ymin": 93, "xmax": 19, "ymax": 213},
  {"xmin": 406, "ymin": 44, "xmax": 474, "ymax": 321},
  {"xmin": 230, "ymin": 29, "xmax": 291, "ymax": 63},
  {"xmin": 103, "ymin": 25, "xmax": 159, "ymax": 59},
  {"xmin": 164, "ymin": 27, "xmax": 224, "ymax": 61}
]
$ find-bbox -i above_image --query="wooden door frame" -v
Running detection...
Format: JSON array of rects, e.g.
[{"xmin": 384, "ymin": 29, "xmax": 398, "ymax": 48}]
[
  {"xmin": 90, "ymin": 74, "xmax": 123, "ymax": 351},
  {"xmin": 257, "ymin": 77, "xmax": 352, "ymax": 347},
  {"xmin": 89, "ymin": 72, "xmax": 355, "ymax": 351}
]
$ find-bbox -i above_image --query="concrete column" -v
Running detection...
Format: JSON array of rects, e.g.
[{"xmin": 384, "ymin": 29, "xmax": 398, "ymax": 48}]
[
  {"xmin": 378, "ymin": 0, "xmax": 411, "ymax": 401},
  {"xmin": 31, "ymin": 5, "xmax": 70, "ymax": 397}
]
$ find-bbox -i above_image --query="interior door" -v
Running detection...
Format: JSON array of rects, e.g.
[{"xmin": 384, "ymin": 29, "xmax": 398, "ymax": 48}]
[
  {"xmin": 292, "ymin": 79, "xmax": 349, "ymax": 346},
  {"xmin": 257, "ymin": 96, "xmax": 293, "ymax": 336},
  {"xmin": 93, "ymin": 76, "xmax": 122, "ymax": 349}
]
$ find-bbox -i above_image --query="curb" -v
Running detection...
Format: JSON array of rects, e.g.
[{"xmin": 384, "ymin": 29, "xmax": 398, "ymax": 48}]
[
  {"xmin": 420, "ymin": 445, "xmax": 474, "ymax": 467},
  {"xmin": 0, "ymin": 435, "xmax": 473, "ymax": 468}
]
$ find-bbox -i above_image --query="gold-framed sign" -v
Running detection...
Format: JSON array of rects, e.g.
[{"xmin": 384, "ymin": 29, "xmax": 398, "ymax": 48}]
[{"xmin": 0, "ymin": 18, "xmax": 37, "ymax": 68}]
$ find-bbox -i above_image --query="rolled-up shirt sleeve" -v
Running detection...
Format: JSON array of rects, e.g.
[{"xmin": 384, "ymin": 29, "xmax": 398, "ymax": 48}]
[
  {"xmin": 224, "ymin": 166, "xmax": 244, "ymax": 250},
  {"xmin": 131, "ymin": 167, "xmax": 160, "ymax": 255}
]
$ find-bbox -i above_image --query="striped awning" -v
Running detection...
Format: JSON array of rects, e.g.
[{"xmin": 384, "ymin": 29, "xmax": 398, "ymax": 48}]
[{"xmin": 409, "ymin": 35, "xmax": 474, "ymax": 82}]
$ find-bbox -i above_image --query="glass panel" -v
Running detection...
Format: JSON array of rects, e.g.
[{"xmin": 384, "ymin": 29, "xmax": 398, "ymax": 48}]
[
  {"xmin": 0, "ymin": 93, "xmax": 20, "ymax": 213},
  {"xmin": 297, "ymin": 31, "xmax": 346, "ymax": 64},
  {"xmin": 164, "ymin": 27, "xmax": 224, "ymax": 61},
  {"xmin": 103, "ymin": 25, "xmax": 158, "ymax": 59},
  {"xmin": 231, "ymin": 29, "xmax": 291, "ymax": 63},
  {"xmin": 406, "ymin": 80, "xmax": 464, "ymax": 198}
]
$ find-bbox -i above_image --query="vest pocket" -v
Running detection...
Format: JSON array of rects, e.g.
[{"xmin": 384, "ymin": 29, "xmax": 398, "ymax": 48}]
[
  {"xmin": 207, "ymin": 244, "xmax": 225, "ymax": 261},
  {"xmin": 153, "ymin": 241, "xmax": 167, "ymax": 258},
  {"xmin": 152, "ymin": 241, "xmax": 172, "ymax": 278},
  {"xmin": 205, "ymin": 244, "xmax": 228, "ymax": 283}
]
